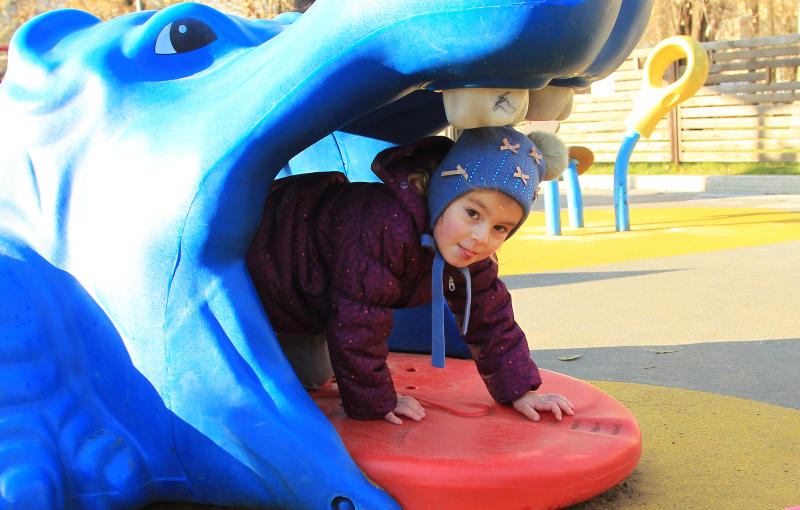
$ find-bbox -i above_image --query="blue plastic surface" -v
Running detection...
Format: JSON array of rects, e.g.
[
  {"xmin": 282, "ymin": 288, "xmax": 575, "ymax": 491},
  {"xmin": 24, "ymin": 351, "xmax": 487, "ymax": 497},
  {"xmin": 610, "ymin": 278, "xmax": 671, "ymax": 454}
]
[
  {"xmin": 614, "ymin": 131, "xmax": 641, "ymax": 231},
  {"xmin": 564, "ymin": 161, "xmax": 585, "ymax": 228},
  {"xmin": 552, "ymin": 0, "xmax": 655, "ymax": 88},
  {"xmin": 0, "ymin": 1, "xmax": 650, "ymax": 508},
  {"xmin": 544, "ymin": 180, "xmax": 563, "ymax": 236},
  {"xmin": 542, "ymin": 160, "xmax": 585, "ymax": 236},
  {"xmin": 544, "ymin": 159, "xmax": 585, "ymax": 236}
]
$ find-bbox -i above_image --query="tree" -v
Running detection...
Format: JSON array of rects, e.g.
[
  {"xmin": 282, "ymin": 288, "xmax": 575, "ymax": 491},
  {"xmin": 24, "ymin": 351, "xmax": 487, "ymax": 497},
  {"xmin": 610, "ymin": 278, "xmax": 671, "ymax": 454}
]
[{"xmin": 640, "ymin": 0, "xmax": 797, "ymax": 47}]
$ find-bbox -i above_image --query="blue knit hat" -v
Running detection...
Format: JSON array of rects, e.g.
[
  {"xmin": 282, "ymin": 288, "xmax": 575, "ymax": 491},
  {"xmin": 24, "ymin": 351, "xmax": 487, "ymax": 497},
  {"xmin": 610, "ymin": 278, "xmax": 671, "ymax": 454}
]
[{"xmin": 427, "ymin": 126, "xmax": 545, "ymax": 237}]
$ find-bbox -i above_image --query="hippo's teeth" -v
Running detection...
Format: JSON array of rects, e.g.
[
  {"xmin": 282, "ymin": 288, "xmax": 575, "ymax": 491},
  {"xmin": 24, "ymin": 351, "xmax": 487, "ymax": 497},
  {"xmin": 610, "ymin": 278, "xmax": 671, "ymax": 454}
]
[
  {"xmin": 525, "ymin": 86, "xmax": 574, "ymax": 122},
  {"xmin": 442, "ymin": 88, "xmax": 529, "ymax": 129},
  {"xmin": 442, "ymin": 85, "xmax": 574, "ymax": 129}
]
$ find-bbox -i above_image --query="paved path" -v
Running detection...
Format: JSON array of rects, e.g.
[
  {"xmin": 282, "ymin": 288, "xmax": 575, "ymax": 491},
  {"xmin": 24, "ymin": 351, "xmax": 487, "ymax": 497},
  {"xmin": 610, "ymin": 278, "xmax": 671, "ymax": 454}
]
[{"xmin": 503, "ymin": 191, "xmax": 800, "ymax": 510}]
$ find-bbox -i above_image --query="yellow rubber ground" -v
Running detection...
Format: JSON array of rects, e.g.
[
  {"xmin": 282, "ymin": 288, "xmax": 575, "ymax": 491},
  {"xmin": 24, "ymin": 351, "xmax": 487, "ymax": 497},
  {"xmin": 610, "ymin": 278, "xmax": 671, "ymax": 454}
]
[
  {"xmin": 498, "ymin": 207, "xmax": 800, "ymax": 275},
  {"xmin": 572, "ymin": 382, "xmax": 800, "ymax": 510}
]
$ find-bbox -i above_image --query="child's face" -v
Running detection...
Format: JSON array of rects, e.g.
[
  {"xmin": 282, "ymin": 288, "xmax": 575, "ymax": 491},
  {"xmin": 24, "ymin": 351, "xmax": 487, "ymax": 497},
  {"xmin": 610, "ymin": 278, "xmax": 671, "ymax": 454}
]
[{"xmin": 433, "ymin": 189, "xmax": 523, "ymax": 268}]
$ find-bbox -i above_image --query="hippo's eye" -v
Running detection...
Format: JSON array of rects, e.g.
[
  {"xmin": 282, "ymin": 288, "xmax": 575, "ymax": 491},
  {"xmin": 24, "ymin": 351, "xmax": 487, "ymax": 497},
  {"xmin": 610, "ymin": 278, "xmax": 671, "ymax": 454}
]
[{"xmin": 155, "ymin": 18, "xmax": 217, "ymax": 55}]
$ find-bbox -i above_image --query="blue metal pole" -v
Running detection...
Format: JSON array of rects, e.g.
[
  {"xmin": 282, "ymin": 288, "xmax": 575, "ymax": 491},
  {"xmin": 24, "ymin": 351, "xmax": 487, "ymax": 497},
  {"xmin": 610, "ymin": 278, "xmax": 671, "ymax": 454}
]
[
  {"xmin": 613, "ymin": 131, "xmax": 640, "ymax": 231},
  {"xmin": 563, "ymin": 160, "xmax": 583, "ymax": 228},
  {"xmin": 543, "ymin": 179, "xmax": 561, "ymax": 235}
]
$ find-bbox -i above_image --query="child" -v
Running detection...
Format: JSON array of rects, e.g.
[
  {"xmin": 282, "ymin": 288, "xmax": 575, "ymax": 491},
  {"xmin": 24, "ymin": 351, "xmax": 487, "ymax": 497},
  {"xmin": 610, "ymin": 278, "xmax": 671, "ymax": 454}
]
[{"xmin": 247, "ymin": 126, "xmax": 574, "ymax": 424}]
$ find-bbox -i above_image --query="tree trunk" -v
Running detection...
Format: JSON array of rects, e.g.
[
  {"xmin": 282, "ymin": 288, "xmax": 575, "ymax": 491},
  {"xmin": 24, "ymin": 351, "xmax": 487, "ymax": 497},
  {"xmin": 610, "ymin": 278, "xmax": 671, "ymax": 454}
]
[{"xmin": 690, "ymin": 1, "xmax": 704, "ymax": 40}]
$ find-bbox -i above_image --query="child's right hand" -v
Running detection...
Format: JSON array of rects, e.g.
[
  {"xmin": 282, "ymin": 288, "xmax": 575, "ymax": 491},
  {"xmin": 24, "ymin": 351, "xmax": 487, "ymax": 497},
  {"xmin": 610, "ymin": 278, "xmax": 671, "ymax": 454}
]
[{"xmin": 384, "ymin": 395, "xmax": 426, "ymax": 425}]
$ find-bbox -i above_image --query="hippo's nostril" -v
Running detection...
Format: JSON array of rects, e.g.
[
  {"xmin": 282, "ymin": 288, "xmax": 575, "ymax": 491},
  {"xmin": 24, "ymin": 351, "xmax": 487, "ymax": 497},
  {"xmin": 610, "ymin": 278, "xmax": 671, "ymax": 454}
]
[{"xmin": 331, "ymin": 495, "xmax": 356, "ymax": 510}]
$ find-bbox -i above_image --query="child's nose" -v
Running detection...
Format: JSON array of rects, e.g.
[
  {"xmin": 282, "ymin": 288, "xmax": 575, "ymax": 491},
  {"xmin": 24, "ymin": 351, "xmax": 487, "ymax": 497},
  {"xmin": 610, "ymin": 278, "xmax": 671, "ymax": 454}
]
[{"xmin": 471, "ymin": 224, "xmax": 489, "ymax": 244}]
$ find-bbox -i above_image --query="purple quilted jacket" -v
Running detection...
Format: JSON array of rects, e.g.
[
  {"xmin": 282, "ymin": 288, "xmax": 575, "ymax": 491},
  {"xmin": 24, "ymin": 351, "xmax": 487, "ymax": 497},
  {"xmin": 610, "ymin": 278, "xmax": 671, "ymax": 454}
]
[{"xmin": 246, "ymin": 136, "xmax": 541, "ymax": 419}]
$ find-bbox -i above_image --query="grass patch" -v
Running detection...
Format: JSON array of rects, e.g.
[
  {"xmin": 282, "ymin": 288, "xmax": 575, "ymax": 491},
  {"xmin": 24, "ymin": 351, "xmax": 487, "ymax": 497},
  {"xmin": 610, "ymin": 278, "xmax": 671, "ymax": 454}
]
[{"xmin": 589, "ymin": 161, "xmax": 800, "ymax": 176}]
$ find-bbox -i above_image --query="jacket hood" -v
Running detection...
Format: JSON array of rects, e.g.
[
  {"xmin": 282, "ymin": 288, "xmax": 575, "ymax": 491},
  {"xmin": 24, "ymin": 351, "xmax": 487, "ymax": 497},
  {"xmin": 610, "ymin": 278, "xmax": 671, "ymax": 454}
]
[{"xmin": 370, "ymin": 136, "xmax": 454, "ymax": 235}]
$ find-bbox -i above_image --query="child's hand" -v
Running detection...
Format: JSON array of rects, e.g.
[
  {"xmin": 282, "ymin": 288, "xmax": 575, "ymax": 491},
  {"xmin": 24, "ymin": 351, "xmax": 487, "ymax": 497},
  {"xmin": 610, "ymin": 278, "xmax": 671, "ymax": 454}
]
[
  {"xmin": 512, "ymin": 392, "xmax": 574, "ymax": 422},
  {"xmin": 384, "ymin": 395, "xmax": 426, "ymax": 425}
]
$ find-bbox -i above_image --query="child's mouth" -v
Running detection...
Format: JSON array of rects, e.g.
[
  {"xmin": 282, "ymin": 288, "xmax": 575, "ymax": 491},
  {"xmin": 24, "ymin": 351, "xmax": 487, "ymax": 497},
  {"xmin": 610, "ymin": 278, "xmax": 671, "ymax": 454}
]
[{"xmin": 458, "ymin": 244, "xmax": 476, "ymax": 260}]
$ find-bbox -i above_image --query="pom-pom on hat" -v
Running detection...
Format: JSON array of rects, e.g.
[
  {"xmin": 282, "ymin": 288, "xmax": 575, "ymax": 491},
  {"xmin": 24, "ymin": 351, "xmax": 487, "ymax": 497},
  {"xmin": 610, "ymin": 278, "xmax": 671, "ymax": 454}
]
[{"xmin": 427, "ymin": 126, "xmax": 566, "ymax": 237}]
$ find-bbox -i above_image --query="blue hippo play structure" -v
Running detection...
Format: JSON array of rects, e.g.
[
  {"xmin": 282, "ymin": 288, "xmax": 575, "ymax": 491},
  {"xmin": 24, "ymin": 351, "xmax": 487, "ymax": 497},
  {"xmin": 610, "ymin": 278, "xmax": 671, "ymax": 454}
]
[{"xmin": 0, "ymin": 1, "xmax": 652, "ymax": 508}]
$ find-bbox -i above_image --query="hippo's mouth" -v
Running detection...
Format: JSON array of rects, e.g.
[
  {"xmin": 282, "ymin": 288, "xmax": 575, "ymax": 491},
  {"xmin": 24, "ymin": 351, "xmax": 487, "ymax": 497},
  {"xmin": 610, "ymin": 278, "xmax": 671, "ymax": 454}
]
[{"xmin": 0, "ymin": 1, "xmax": 653, "ymax": 508}]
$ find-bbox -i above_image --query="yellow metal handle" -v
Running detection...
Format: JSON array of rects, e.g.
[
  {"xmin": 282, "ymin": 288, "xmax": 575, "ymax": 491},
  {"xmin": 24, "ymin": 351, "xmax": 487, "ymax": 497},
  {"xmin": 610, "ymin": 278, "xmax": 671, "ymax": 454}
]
[{"xmin": 625, "ymin": 36, "xmax": 709, "ymax": 138}]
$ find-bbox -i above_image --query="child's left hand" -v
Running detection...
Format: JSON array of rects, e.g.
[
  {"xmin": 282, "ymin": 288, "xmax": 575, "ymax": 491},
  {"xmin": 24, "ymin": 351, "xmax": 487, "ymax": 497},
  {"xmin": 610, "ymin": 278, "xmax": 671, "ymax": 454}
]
[{"xmin": 512, "ymin": 392, "xmax": 574, "ymax": 422}]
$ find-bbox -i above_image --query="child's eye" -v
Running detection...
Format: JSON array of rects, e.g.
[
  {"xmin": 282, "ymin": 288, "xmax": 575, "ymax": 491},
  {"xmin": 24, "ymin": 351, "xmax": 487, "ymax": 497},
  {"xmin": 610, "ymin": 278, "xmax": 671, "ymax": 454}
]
[
  {"xmin": 465, "ymin": 208, "xmax": 479, "ymax": 219},
  {"xmin": 494, "ymin": 225, "xmax": 509, "ymax": 234}
]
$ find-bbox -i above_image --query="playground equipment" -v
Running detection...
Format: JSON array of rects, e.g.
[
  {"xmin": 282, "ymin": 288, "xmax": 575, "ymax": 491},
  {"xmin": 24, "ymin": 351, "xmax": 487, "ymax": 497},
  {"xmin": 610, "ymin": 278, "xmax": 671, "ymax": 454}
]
[
  {"xmin": 0, "ymin": 0, "xmax": 651, "ymax": 508},
  {"xmin": 614, "ymin": 36, "xmax": 710, "ymax": 231},
  {"xmin": 542, "ymin": 36, "xmax": 708, "ymax": 235},
  {"xmin": 314, "ymin": 353, "xmax": 642, "ymax": 510},
  {"xmin": 543, "ymin": 146, "xmax": 595, "ymax": 235}
]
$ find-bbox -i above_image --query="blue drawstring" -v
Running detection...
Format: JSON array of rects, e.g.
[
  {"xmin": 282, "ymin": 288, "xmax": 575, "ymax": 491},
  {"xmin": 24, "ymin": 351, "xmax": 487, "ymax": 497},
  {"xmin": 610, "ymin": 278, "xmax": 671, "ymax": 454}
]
[{"xmin": 421, "ymin": 235, "xmax": 471, "ymax": 368}]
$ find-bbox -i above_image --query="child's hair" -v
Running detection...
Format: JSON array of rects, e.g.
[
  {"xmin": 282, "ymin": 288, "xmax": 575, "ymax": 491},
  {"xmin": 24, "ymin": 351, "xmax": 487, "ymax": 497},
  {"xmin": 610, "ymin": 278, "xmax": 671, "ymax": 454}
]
[
  {"xmin": 408, "ymin": 168, "xmax": 431, "ymax": 197},
  {"xmin": 406, "ymin": 145, "xmax": 444, "ymax": 197}
]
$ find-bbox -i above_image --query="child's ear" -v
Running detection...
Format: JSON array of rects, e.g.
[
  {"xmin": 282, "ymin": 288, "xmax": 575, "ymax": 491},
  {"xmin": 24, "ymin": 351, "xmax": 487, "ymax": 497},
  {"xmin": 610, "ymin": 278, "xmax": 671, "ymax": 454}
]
[{"xmin": 526, "ymin": 131, "xmax": 568, "ymax": 181}]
